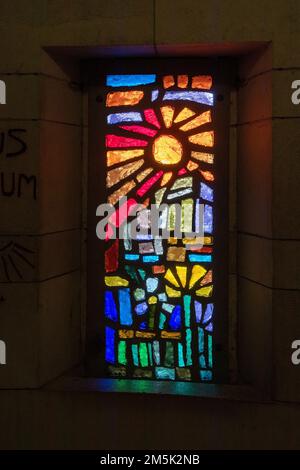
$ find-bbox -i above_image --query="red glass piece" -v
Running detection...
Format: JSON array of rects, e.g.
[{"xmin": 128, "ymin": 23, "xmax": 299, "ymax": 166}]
[
  {"xmin": 106, "ymin": 198, "xmax": 138, "ymax": 240},
  {"xmin": 105, "ymin": 239, "xmax": 119, "ymax": 272},
  {"xmin": 119, "ymin": 125, "xmax": 158, "ymax": 137},
  {"xmin": 144, "ymin": 109, "xmax": 161, "ymax": 129},
  {"xmin": 137, "ymin": 171, "xmax": 164, "ymax": 197},
  {"xmin": 178, "ymin": 168, "xmax": 187, "ymax": 175},
  {"xmin": 106, "ymin": 134, "xmax": 148, "ymax": 148}
]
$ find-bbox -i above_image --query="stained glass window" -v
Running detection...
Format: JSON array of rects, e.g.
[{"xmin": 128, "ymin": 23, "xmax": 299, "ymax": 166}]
[{"xmin": 91, "ymin": 67, "xmax": 228, "ymax": 384}]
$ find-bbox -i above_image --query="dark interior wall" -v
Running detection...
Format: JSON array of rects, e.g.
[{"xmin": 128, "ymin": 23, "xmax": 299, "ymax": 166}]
[{"xmin": 0, "ymin": 0, "xmax": 300, "ymax": 449}]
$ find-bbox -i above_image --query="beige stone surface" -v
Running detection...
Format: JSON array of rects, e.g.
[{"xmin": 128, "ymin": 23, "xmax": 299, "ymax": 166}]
[
  {"xmin": 0, "ymin": 282, "xmax": 39, "ymax": 388},
  {"xmin": 237, "ymin": 119, "xmax": 272, "ymax": 237},
  {"xmin": 41, "ymin": 76, "xmax": 82, "ymax": 125},
  {"xmin": 38, "ymin": 271, "xmax": 81, "ymax": 384},
  {"xmin": 39, "ymin": 121, "xmax": 82, "ymax": 233}
]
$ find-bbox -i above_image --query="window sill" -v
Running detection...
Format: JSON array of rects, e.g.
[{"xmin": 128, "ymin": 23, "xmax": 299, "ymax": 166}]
[{"xmin": 44, "ymin": 375, "xmax": 268, "ymax": 403}]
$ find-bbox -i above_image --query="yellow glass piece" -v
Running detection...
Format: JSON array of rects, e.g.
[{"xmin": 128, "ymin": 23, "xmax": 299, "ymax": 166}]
[
  {"xmin": 180, "ymin": 111, "xmax": 211, "ymax": 132},
  {"xmin": 167, "ymin": 247, "xmax": 186, "ymax": 262},
  {"xmin": 177, "ymin": 75, "xmax": 188, "ymax": 88},
  {"xmin": 176, "ymin": 266, "xmax": 187, "ymax": 288},
  {"xmin": 166, "ymin": 285, "xmax": 181, "ymax": 298},
  {"xmin": 148, "ymin": 296, "xmax": 157, "ymax": 304},
  {"xmin": 189, "ymin": 265, "xmax": 207, "ymax": 289},
  {"xmin": 119, "ymin": 330, "xmax": 134, "ymax": 338},
  {"xmin": 164, "ymin": 268, "xmax": 180, "ymax": 287},
  {"xmin": 108, "ymin": 180, "xmax": 136, "ymax": 205},
  {"xmin": 163, "ymin": 75, "xmax": 175, "ymax": 88},
  {"xmin": 168, "ymin": 237, "xmax": 178, "ymax": 245},
  {"xmin": 188, "ymin": 131, "xmax": 214, "ymax": 147},
  {"xmin": 195, "ymin": 285, "xmax": 213, "ymax": 297},
  {"xmin": 168, "ymin": 204, "xmax": 177, "ymax": 231},
  {"xmin": 191, "ymin": 151, "xmax": 214, "ymax": 164},
  {"xmin": 155, "ymin": 188, "xmax": 166, "ymax": 207},
  {"xmin": 105, "ymin": 276, "xmax": 129, "ymax": 287},
  {"xmin": 181, "ymin": 198, "xmax": 193, "ymax": 233},
  {"xmin": 107, "ymin": 159, "xmax": 144, "ymax": 188},
  {"xmin": 171, "ymin": 177, "xmax": 192, "ymax": 190},
  {"xmin": 107, "ymin": 149, "xmax": 144, "ymax": 167},
  {"xmin": 200, "ymin": 170, "xmax": 214, "ymax": 182},
  {"xmin": 161, "ymin": 106, "xmax": 175, "ymax": 128},
  {"xmin": 192, "ymin": 75, "xmax": 212, "ymax": 90},
  {"xmin": 174, "ymin": 107, "xmax": 195, "ymax": 123},
  {"xmin": 136, "ymin": 331, "xmax": 156, "ymax": 338},
  {"xmin": 106, "ymin": 90, "xmax": 144, "ymax": 107},
  {"xmin": 136, "ymin": 167, "xmax": 153, "ymax": 182},
  {"xmin": 200, "ymin": 269, "xmax": 212, "ymax": 285},
  {"xmin": 161, "ymin": 331, "xmax": 181, "ymax": 339},
  {"xmin": 183, "ymin": 236, "xmax": 213, "ymax": 245},
  {"xmin": 152, "ymin": 134, "xmax": 183, "ymax": 165},
  {"xmin": 187, "ymin": 160, "xmax": 199, "ymax": 171},
  {"xmin": 160, "ymin": 171, "xmax": 173, "ymax": 187}
]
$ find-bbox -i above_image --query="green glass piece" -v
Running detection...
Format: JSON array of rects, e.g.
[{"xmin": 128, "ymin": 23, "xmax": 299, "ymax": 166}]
[
  {"xmin": 184, "ymin": 294, "xmax": 191, "ymax": 327},
  {"xmin": 118, "ymin": 341, "xmax": 127, "ymax": 365},
  {"xmin": 125, "ymin": 265, "xmax": 140, "ymax": 284},
  {"xmin": 134, "ymin": 288, "xmax": 145, "ymax": 301},
  {"xmin": 138, "ymin": 268, "xmax": 146, "ymax": 280},
  {"xmin": 178, "ymin": 343, "xmax": 185, "ymax": 367},
  {"xmin": 159, "ymin": 312, "xmax": 167, "ymax": 330},
  {"xmin": 147, "ymin": 343, "xmax": 153, "ymax": 366},
  {"xmin": 208, "ymin": 334, "xmax": 213, "ymax": 368},
  {"xmin": 139, "ymin": 343, "xmax": 149, "ymax": 367},
  {"xmin": 165, "ymin": 341, "xmax": 174, "ymax": 367},
  {"xmin": 186, "ymin": 328, "xmax": 192, "ymax": 366},
  {"xmin": 199, "ymin": 354, "xmax": 206, "ymax": 368},
  {"xmin": 149, "ymin": 304, "xmax": 156, "ymax": 330},
  {"xmin": 132, "ymin": 344, "xmax": 139, "ymax": 366},
  {"xmin": 198, "ymin": 327, "xmax": 204, "ymax": 353},
  {"xmin": 153, "ymin": 341, "xmax": 160, "ymax": 365}
]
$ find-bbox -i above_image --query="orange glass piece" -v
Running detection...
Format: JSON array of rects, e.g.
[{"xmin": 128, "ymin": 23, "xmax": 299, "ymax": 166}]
[
  {"xmin": 200, "ymin": 269, "xmax": 212, "ymax": 285},
  {"xmin": 107, "ymin": 149, "xmax": 144, "ymax": 167},
  {"xmin": 160, "ymin": 171, "xmax": 173, "ymax": 187},
  {"xmin": 136, "ymin": 331, "xmax": 156, "ymax": 339},
  {"xmin": 167, "ymin": 247, "xmax": 186, "ymax": 262},
  {"xmin": 163, "ymin": 75, "xmax": 175, "ymax": 89},
  {"xmin": 106, "ymin": 90, "xmax": 144, "ymax": 107},
  {"xmin": 187, "ymin": 160, "xmax": 199, "ymax": 171},
  {"xmin": 119, "ymin": 330, "xmax": 134, "ymax": 339},
  {"xmin": 180, "ymin": 111, "xmax": 211, "ymax": 132},
  {"xmin": 177, "ymin": 75, "xmax": 188, "ymax": 88},
  {"xmin": 106, "ymin": 159, "xmax": 144, "ymax": 188},
  {"xmin": 188, "ymin": 131, "xmax": 214, "ymax": 147},
  {"xmin": 200, "ymin": 170, "xmax": 214, "ymax": 182},
  {"xmin": 161, "ymin": 331, "xmax": 181, "ymax": 339},
  {"xmin": 160, "ymin": 106, "xmax": 175, "ymax": 128},
  {"xmin": 152, "ymin": 265, "xmax": 165, "ymax": 274},
  {"xmin": 108, "ymin": 180, "xmax": 136, "ymax": 205},
  {"xmin": 192, "ymin": 75, "xmax": 212, "ymax": 90},
  {"xmin": 152, "ymin": 135, "xmax": 183, "ymax": 165},
  {"xmin": 174, "ymin": 107, "xmax": 195, "ymax": 123},
  {"xmin": 191, "ymin": 151, "xmax": 214, "ymax": 164},
  {"xmin": 136, "ymin": 167, "xmax": 153, "ymax": 182}
]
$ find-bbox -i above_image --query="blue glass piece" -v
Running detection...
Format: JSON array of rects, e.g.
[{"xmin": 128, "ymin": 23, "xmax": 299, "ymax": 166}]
[
  {"xmin": 205, "ymin": 322, "xmax": 213, "ymax": 332},
  {"xmin": 163, "ymin": 91, "xmax": 214, "ymax": 106},
  {"xmin": 135, "ymin": 301, "xmax": 148, "ymax": 315},
  {"xmin": 146, "ymin": 277, "xmax": 159, "ymax": 293},
  {"xmin": 118, "ymin": 288, "xmax": 133, "ymax": 326},
  {"xmin": 195, "ymin": 301, "xmax": 202, "ymax": 323},
  {"xmin": 125, "ymin": 254, "xmax": 140, "ymax": 261},
  {"xmin": 151, "ymin": 89, "xmax": 159, "ymax": 101},
  {"xmin": 169, "ymin": 305, "xmax": 181, "ymax": 330},
  {"xmin": 158, "ymin": 292, "xmax": 167, "ymax": 302},
  {"xmin": 107, "ymin": 74, "xmax": 156, "ymax": 87},
  {"xmin": 208, "ymin": 334, "xmax": 213, "ymax": 368},
  {"xmin": 188, "ymin": 254, "xmax": 212, "ymax": 262},
  {"xmin": 107, "ymin": 112, "xmax": 142, "ymax": 124},
  {"xmin": 204, "ymin": 204, "xmax": 213, "ymax": 233},
  {"xmin": 105, "ymin": 326, "xmax": 115, "ymax": 363},
  {"xmin": 198, "ymin": 327, "xmax": 204, "ymax": 353},
  {"xmin": 136, "ymin": 234, "xmax": 153, "ymax": 240},
  {"xmin": 200, "ymin": 182, "xmax": 213, "ymax": 202},
  {"xmin": 199, "ymin": 354, "xmax": 206, "ymax": 368},
  {"xmin": 159, "ymin": 312, "xmax": 167, "ymax": 330},
  {"xmin": 200, "ymin": 370, "xmax": 212, "ymax": 381},
  {"xmin": 132, "ymin": 344, "xmax": 139, "ymax": 366},
  {"xmin": 139, "ymin": 321, "xmax": 147, "ymax": 330},
  {"xmin": 178, "ymin": 343, "xmax": 185, "ymax": 367},
  {"xmin": 203, "ymin": 303, "xmax": 214, "ymax": 323},
  {"xmin": 105, "ymin": 290, "xmax": 118, "ymax": 322},
  {"xmin": 186, "ymin": 328, "xmax": 192, "ymax": 366},
  {"xmin": 155, "ymin": 367, "xmax": 175, "ymax": 380},
  {"xmin": 143, "ymin": 255, "xmax": 159, "ymax": 263}
]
